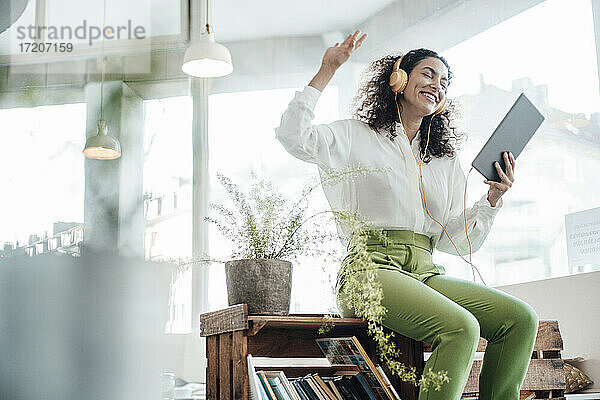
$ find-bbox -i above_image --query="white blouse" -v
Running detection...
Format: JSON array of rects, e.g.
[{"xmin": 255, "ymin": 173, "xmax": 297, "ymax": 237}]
[{"xmin": 274, "ymin": 85, "xmax": 503, "ymax": 256}]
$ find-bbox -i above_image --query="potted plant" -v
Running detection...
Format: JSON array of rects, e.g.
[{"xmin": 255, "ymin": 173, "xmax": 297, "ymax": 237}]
[{"xmin": 203, "ymin": 168, "xmax": 373, "ymax": 316}]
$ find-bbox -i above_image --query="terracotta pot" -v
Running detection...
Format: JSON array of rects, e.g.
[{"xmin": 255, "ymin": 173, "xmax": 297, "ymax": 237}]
[{"xmin": 225, "ymin": 258, "xmax": 292, "ymax": 315}]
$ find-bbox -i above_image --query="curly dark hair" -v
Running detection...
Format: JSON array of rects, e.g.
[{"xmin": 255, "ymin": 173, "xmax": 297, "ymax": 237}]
[{"xmin": 352, "ymin": 48, "xmax": 465, "ymax": 162}]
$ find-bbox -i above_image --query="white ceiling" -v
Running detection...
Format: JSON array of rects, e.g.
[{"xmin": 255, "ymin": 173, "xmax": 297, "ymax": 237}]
[
  {"xmin": 210, "ymin": 0, "xmax": 398, "ymax": 42},
  {"xmin": 0, "ymin": 0, "xmax": 398, "ymax": 57}
]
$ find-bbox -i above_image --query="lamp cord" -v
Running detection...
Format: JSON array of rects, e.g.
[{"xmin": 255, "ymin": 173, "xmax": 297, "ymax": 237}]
[
  {"xmin": 100, "ymin": 0, "xmax": 106, "ymax": 120},
  {"xmin": 205, "ymin": 0, "xmax": 210, "ymax": 34}
]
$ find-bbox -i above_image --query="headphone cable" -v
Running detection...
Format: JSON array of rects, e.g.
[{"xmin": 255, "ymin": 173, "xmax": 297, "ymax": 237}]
[{"xmin": 394, "ymin": 92, "xmax": 487, "ymax": 285}]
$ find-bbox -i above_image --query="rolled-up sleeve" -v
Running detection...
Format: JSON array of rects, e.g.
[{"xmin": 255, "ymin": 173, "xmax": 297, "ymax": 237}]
[
  {"xmin": 435, "ymin": 156, "xmax": 503, "ymax": 256},
  {"xmin": 275, "ymin": 85, "xmax": 352, "ymax": 171}
]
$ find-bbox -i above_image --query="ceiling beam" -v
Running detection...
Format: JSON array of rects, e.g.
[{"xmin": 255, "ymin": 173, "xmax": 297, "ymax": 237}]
[{"xmin": 353, "ymin": 0, "xmax": 545, "ymax": 61}]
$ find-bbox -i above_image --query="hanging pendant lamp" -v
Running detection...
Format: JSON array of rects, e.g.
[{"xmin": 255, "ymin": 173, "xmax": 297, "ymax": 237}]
[
  {"xmin": 83, "ymin": 119, "xmax": 121, "ymax": 159},
  {"xmin": 83, "ymin": 0, "xmax": 121, "ymax": 160},
  {"xmin": 182, "ymin": 0, "xmax": 233, "ymax": 78}
]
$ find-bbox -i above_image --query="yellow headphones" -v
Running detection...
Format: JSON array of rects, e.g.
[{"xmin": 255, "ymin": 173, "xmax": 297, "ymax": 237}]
[{"xmin": 389, "ymin": 55, "xmax": 447, "ymax": 116}]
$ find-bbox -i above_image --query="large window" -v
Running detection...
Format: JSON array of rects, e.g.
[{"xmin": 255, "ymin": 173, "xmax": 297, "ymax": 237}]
[
  {"xmin": 0, "ymin": 103, "xmax": 86, "ymax": 259},
  {"xmin": 143, "ymin": 96, "xmax": 193, "ymax": 333},
  {"xmin": 207, "ymin": 86, "xmax": 342, "ymax": 313},
  {"xmin": 434, "ymin": 0, "xmax": 600, "ymax": 285}
]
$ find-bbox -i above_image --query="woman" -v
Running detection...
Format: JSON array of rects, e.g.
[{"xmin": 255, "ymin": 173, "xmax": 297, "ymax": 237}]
[{"xmin": 275, "ymin": 30, "xmax": 539, "ymax": 400}]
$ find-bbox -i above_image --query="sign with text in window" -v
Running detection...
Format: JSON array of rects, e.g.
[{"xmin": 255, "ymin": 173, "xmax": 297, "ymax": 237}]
[{"xmin": 565, "ymin": 206, "xmax": 600, "ymax": 268}]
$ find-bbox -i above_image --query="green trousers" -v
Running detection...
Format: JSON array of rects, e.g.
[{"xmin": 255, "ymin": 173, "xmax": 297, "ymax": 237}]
[{"xmin": 336, "ymin": 230, "xmax": 539, "ymax": 400}]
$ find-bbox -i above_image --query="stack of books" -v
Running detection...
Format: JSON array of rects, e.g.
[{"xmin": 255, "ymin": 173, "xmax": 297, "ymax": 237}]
[{"xmin": 248, "ymin": 336, "xmax": 400, "ymax": 400}]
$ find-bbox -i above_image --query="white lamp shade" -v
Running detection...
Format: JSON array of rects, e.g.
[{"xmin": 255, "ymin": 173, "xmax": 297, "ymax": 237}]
[
  {"xmin": 83, "ymin": 119, "xmax": 121, "ymax": 160},
  {"xmin": 182, "ymin": 33, "xmax": 233, "ymax": 78}
]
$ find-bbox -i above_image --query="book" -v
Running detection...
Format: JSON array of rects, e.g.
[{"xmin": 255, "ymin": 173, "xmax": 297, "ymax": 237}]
[
  {"xmin": 321, "ymin": 377, "xmax": 344, "ymax": 400},
  {"xmin": 306, "ymin": 375, "xmax": 329, "ymax": 400},
  {"xmin": 355, "ymin": 372, "xmax": 378, "ymax": 400},
  {"xmin": 312, "ymin": 374, "xmax": 338, "ymax": 400},
  {"xmin": 322, "ymin": 375, "xmax": 352, "ymax": 400},
  {"xmin": 266, "ymin": 375, "xmax": 294, "ymax": 400},
  {"xmin": 315, "ymin": 336, "xmax": 398, "ymax": 400},
  {"xmin": 248, "ymin": 354, "xmax": 265, "ymax": 400},
  {"xmin": 298, "ymin": 375, "xmax": 321, "ymax": 400},
  {"xmin": 257, "ymin": 380, "xmax": 270, "ymax": 400},
  {"xmin": 339, "ymin": 375, "xmax": 363, "ymax": 400},
  {"xmin": 291, "ymin": 379, "xmax": 311, "ymax": 400},
  {"xmin": 263, "ymin": 370, "xmax": 302, "ymax": 400},
  {"xmin": 257, "ymin": 370, "xmax": 278, "ymax": 400},
  {"xmin": 374, "ymin": 364, "xmax": 400, "ymax": 400},
  {"xmin": 336, "ymin": 371, "xmax": 377, "ymax": 400}
]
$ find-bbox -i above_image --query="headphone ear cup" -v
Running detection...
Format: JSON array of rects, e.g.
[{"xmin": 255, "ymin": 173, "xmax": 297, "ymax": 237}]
[
  {"xmin": 433, "ymin": 97, "xmax": 447, "ymax": 116},
  {"xmin": 389, "ymin": 69, "xmax": 408, "ymax": 93}
]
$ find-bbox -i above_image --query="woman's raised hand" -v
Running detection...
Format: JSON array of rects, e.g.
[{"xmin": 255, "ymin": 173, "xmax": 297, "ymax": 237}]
[
  {"xmin": 322, "ymin": 29, "xmax": 368, "ymax": 70},
  {"xmin": 308, "ymin": 29, "xmax": 367, "ymax": 92}
]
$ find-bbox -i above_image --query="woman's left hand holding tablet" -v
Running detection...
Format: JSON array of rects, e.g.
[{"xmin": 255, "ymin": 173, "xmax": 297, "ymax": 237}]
[{"xmin": 484, "ymin": 151, "xmax": 515, "ymax": 207}]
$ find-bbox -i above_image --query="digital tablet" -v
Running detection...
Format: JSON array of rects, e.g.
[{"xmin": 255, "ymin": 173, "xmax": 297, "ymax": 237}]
[{"xmin": 471, "ymin": 93, "xmax": 545, "ymax": 182}]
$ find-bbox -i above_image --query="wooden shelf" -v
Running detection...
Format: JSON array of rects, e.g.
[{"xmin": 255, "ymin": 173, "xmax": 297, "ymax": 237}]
[
  {"xmin": 200, "ymin": 304, "xmax": 566, "ymax": 400},
  {"xmin": 200, "ymin": 304, "xmax": 424, "ymax": 400}
]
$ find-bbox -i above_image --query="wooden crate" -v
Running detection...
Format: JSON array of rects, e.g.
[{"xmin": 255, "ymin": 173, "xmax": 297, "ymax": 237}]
[
  {"xmin": 424, "ymin": 320, "xmax": 566, "ymax": 400},
  {"xmin": 200, "ymin": 305, "xmax": 565, "ymax": 400},
  {"xmin": 199, "ymin": 304, "xmax": 424, "ymax": 400}
]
